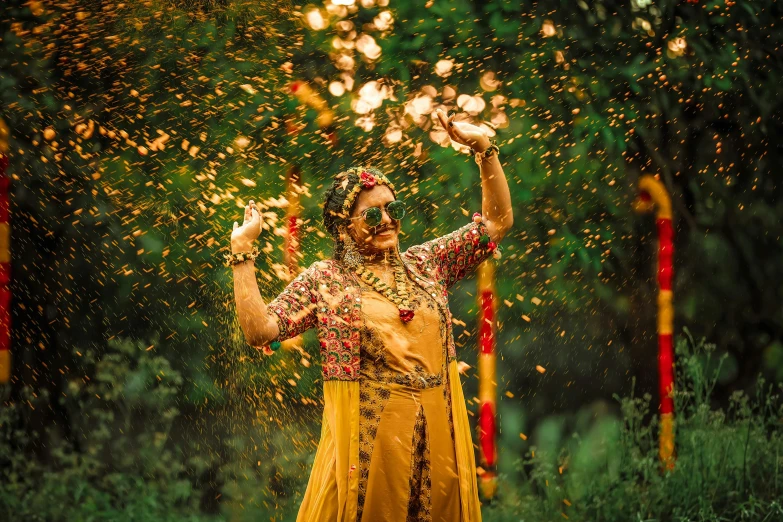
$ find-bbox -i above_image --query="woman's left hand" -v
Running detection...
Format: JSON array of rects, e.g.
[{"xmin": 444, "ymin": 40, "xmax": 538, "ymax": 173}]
[{"xmin": 435, "ymin": 108, "xmax": 491, "ymax": 153}]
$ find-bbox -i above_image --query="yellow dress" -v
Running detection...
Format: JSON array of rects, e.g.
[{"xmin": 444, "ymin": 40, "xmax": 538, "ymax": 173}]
[
  {"xmin": 295, "ymin": 276, "xmax": 483, "ymax": 522},
  {"xmin": 356, "ymin": 280, "xmax": 460, "ymax": 522}
]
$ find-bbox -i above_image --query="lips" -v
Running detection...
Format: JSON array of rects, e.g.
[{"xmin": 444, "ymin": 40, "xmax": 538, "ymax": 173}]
[{"xmin": 376, "ymin": 229, "xmax": 394, "ymax": 236}]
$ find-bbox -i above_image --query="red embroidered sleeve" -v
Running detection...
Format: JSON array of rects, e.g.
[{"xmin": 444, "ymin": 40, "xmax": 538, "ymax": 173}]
[
  {"xmin": 266, "ymin": 264, "xmax": 319, "ymax": 343},
  {"xmin": 407, "ymin": 218, "xmax": 496, "ymax": 289}
]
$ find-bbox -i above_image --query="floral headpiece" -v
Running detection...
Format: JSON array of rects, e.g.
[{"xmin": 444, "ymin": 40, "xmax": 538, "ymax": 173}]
[{"xmin": 338, "ymin": 167, "xmax": 396, "ymax": 217}]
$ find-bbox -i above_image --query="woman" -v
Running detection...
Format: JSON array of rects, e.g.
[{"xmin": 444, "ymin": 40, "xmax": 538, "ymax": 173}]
[{"xmin": 228, "ymin": 109, "xmax": 513, "ymax": 522}]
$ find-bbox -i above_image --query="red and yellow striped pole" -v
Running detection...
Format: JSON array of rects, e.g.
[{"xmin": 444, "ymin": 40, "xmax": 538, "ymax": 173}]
[
  {"xmin": 284, "ymin": 79, "xmax": 335, "ymax": 280},
  {"xmin": 0, "ymin": 118, "xmax": 11, "ymax": 384},
  {"xmin": 278, "ymin": 164, "xmax": 304, "ymax": 354},
  {"xmin": 284, "ymin": 165, "xmax": 302, "ymax": 279},
  {"xmin": 289, "ymin": 80, "xmax": 336, "ymax": 143},
  {"xmin": 477, "ymin": 257, "xmax": 498, "ymax": 498},
  {"xmin": 277, "ymin": 117, "xmax": 304, "ymax": 354},
  {"xmin": 274, "ymin": 81, "xmax": 335, "ymax": 355},
  {"xmin": 634, "ymin": 174, "xmax": 676, "ymax": 470}
]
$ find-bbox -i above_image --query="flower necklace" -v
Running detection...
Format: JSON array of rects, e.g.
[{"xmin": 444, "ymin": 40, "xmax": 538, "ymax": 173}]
[{"xmin": 354, "ymin": 255, "xmax": 416, "ymax": 323}]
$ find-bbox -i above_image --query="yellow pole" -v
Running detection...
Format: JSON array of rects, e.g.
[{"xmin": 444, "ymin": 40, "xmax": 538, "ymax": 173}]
[
  {"xmin": 634, "ymin": 175, "xmax": 676, "ymax": 471},
  {"xmin": 477, "ymin": 258, "xmax": 497, "ymax": 498},
  {"xmin": 0, "ymin": 117, "xmax": 10, "ymax": 384}
]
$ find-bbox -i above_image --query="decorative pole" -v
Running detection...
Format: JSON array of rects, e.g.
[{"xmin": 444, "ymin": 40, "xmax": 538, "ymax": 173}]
[
  {"xmin": 634, "ymin": 174, "xmax": 676, "ymax": 470},
  {"xmin": 284, "ymin": 79, "xmax": 335, "ymax": 282},
  {"xmin": 266, "ymin": 81, "xmax": 336, "ymax": 355},
  {"xmin": 284, "ymin": 165, "xmax": 302, "ymax": 279},
  {"xmin": 0, "ymin": 118, "xmax": 10, "ymax": 384},
  {"xmin": 289, "ymin": 80, "xmax": 336, "ymax": 144},
  {"xmin": 477, "ymin": 256, "xmax": 498, "ymax": 498}
]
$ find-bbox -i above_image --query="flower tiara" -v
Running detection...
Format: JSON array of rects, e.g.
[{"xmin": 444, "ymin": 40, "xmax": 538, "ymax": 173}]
[{"xmin": 339, "ymin": 167, "xmax": 396, "ymax": 216}]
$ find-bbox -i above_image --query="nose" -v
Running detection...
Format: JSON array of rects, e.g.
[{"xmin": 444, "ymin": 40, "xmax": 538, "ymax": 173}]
[{"xmin": 380, "ymin": 207, "xmax": 393, "ymax": 225}]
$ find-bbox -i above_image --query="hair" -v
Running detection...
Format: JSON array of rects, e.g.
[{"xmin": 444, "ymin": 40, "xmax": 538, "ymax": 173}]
[{"xmin": 321, "ymin": 166, "xmax": 397, "ymax": 260}]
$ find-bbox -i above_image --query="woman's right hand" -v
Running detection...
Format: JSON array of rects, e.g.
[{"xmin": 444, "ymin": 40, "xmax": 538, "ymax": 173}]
[{"xmin": 231, "ymin": 200, "xmax": 262, "ymax": 254}]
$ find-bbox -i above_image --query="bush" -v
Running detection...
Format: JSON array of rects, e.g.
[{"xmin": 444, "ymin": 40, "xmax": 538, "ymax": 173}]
[
  {"xmin": 0, "ymin": 337, "xmax": 218, "ymax": 522},
  {"xmin": 2, "ymin": 332, "xmax": 781, "ymax": 521},
  {"xmin": 483, "ymin": 331, "xmax": 783, "ymax": 522}
]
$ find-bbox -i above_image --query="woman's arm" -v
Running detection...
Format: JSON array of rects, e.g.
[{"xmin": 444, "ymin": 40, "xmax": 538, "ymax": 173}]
[
  {"xmin": 233, "ymin": 260, "xmax": 279, "ymax": 346},
  {"xmin": 435, "ymin": 108, "xmax": 513, "ymax": 242},
  {"xmin": 231, "ymin": 201, "xmax": 278, "ymax": 347},
  {"xmin": 478, "ymin": 149, "xmax": 514, "ymax": 243}
]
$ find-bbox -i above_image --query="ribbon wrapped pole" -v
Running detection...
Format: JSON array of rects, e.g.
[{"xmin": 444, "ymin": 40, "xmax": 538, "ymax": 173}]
[
  {"xmin": 634, "ymin": 174, "xmax": 676, "ymax": 471},
  {"xmin": 289, "ymin": 80, "xmax": 335, "ymax": 142},
  {"xmin": 284, "ymin": 80, "xmax": 335, "ymax": 280},
  {"xmin": 278, "ymin": 164, "xmax": 303, "ymax": 354},
  {"xmin": 0, "ymin": 118, "xmax": 10, "ymax": 384},
  {"xmin": 477, "ymin": 258, "xmax": 497, "ymax": 498},
  {"xmin": 284, "ymin": 165, "xmax": 302, "ymax": 279},
  {"xmin": 274, "ymin": 81, "xmax": 336, "ymax": 355}
]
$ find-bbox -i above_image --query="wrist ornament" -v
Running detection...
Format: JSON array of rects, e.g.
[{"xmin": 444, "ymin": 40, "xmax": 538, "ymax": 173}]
[
  {"xmin": 469, "ymin": 139, "xmax": 500, "ymax": 165},
  {"xmin": 256, "ymin": 340, "xmax": 281, "ymax": 356},
  {"xmin": 224, "ymin": 246, "xmax": 260, "ymax": 267}
]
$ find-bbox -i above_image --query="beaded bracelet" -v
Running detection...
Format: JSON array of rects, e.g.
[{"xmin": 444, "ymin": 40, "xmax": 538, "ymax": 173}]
[
  {"xmin": 470, "ymin": 140, "xmax": 500, "ymax": 165},
  {"xmin": 223, "ymin": 246, "xmax": 260, "ymax": 267},
  {"xmin": 255, "ymin": 340, "xmax": 281, "ymax": 356}
]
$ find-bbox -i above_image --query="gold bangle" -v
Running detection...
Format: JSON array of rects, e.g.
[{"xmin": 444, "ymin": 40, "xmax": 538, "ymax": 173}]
[{"xmin": 224, "ymin": 246, "xmax": 260, "ymax": 267}]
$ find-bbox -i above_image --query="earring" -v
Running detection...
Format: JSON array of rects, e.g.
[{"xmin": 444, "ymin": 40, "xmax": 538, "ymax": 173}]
[{"xmin": 340, "ymin": 226, "xmax": 363, "ymax": 269}]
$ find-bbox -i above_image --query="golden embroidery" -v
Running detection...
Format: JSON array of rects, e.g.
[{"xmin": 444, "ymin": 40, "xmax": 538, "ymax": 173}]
[
  {"xmin": 359, "ymin": 323, "xmax": 443, "ymax": 389},
  {"xmin": 406, "ymin": 405, "xmax": 432, "ymax": 522},
  {"xmin": 357, "ymin": 379, "xmax": 391, "ymax": 521},
  {"xmin": 357, "ymin": 268, "xmax": 457, "ymax": 520},
  {"xmin": 442, "ymin": 368, "xmax": 455, "ymax": 442}
]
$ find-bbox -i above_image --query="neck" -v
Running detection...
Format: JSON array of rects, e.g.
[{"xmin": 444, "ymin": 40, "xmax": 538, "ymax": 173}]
[{"xmin": 360, "ymin": 247, "xmax": 397, "ymax": 266}]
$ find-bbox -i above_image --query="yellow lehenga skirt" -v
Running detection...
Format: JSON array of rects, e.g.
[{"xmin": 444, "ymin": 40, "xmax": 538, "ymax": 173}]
[{"xmin": 295, "ymin": 284, "xmax": 482, "ymax": 522}]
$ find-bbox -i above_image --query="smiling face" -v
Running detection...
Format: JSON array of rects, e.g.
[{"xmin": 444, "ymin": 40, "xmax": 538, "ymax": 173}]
[{"xmin": 346, "ymin": 184, "xmax": 401, "ymax": 256}]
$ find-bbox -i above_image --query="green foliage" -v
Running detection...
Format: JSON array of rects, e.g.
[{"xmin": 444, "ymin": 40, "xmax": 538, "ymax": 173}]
[
  {"xmin": 2, "ymin": 333, "xmax": 782, "ymax": 521},
  {"xmin": 2, "ymin": 0, "xmax": 782, "ymax": 424},
  {"xmin": 2, "ymin": 0, "xmax": 783, "ymax": 519},
  {"xmin": 482, "ymin": 333, "xmax": 783, "ymax": 522},
  {"xmin": 0, "ymin": 337, "xmax": 218, "ymax": 521}
]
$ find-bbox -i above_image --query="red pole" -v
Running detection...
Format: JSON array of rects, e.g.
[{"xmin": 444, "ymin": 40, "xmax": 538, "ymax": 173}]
[
  {"xmin": 284, "ymin": 79, "xmax": 336, "ymax": 278},
  {"xmin": 284, "ymin": 165, "xmax": 302, "ymax": 280},
  {"xmin": 0, "ymin": 118, "xmax": 11, "ymax": 384},
  {"xmin": 264, "ymin": 81, "xmax": 335, "ymax": 355},
  {"xmin": 477, "ymin": 253, "xmax": 497, "ymax": 499},
  {"xmin": 635, "ymin": 175, "xmax": 676, "ymax": 470},
  {"xmin": 285, "ymin": 79, "xmax": 335, "ymax": 281}
]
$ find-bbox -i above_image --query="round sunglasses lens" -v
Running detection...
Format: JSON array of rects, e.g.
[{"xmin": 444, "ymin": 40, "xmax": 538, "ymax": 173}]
[
  {"xmin": 387, "ymin": 200, "xmax": 406, "ymax": 220},
  {"xmin": 363, "ymin": 207, "xmax": 382, "ymax": 227}
]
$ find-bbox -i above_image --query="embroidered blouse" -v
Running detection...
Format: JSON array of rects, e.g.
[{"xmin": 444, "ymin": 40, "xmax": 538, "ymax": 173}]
[{"xmin": 264, "ymin": 218, "xmax": 496, "ymax": 381}]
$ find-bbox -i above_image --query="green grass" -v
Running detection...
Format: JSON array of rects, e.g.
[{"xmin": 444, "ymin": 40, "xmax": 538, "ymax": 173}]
[
  {"xmin": 482, "ymin": 331, "xmax": 783, "ymax": 522},
  {"xmin": 1, "ymin": 332, "xmax": 781, "ymax": 521}
]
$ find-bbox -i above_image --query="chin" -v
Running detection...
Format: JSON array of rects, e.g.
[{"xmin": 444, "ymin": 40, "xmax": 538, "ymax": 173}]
[{"xmin": 372, "ymin": 231, "xmax": 398, "ymax": 249}]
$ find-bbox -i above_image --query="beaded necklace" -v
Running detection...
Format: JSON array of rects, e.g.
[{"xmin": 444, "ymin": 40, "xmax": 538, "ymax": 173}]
[{"xmin": 354, "ymin": 254, "xmax": 416, "ymax": 323}]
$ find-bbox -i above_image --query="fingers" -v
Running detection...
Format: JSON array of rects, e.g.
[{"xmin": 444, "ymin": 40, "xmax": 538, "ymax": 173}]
[
  {"xmin": 436, "ymin": 109, "xmax": 458, "ymax": 142},
  {"xmin": 233, "ymin": 221, "xmax": 238, "ymax": 231},
  {"xmin": 249, "ymin": 200, "xmax": 260, "ymax": 221},
  {"xmin": 451, "ymin": 121, "xmax": 468, "ymax": 142},
  {"xmin": 439, "ymin": 111, "xmax": 482, "ymax": 148},
  {"xmin": 436, "ymin": 108, "xmax": 449, "ymax": 130},
  {"xmin": 437, "ymin": 108, "xmax": 455, "ymax": 131},
  {"xmin": 242, "ymin": 200, "xmax": 259, "ymax": 223}
]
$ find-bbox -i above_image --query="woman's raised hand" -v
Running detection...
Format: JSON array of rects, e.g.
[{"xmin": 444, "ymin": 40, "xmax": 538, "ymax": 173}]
[
  {"xmin": 231, "ymin": 200, "xmax": 262, "ymax": 254},
  {"xmin": 435, "ymin": 108, "xmax": 491, "ymax": 153}
]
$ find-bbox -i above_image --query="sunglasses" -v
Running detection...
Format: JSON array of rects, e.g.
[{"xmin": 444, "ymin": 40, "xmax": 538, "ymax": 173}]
[{"xmin": 349, "ymin": 200, "xmax": 406, "ymax": 227}]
